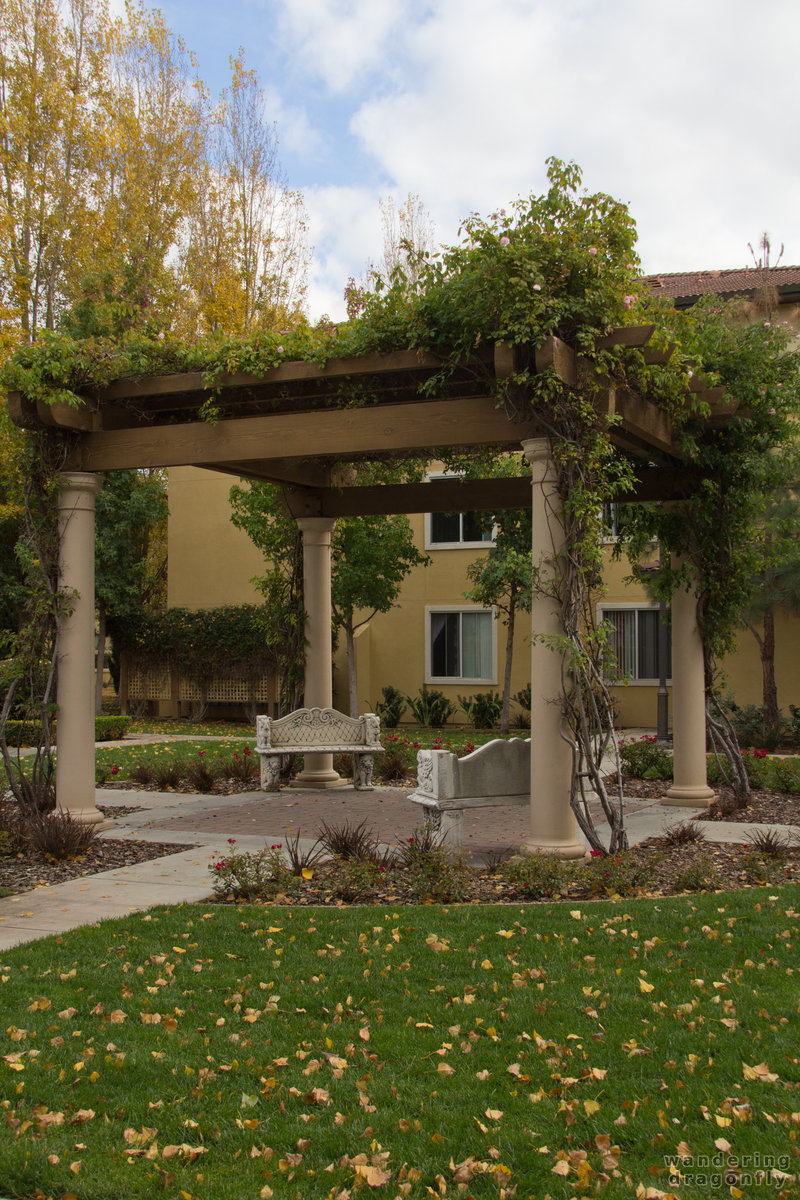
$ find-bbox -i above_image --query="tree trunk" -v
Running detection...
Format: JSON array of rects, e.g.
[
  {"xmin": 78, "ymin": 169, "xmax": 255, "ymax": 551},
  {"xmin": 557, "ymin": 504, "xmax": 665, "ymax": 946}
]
[
  {"xmin": 95, "ymin": 599, "xmax": 106, "ymax": 716},
  {"xmin": 500, "ymin": 588, "xmax": 517, "ymax": 734},
  {"xmin": 346, "ymin": 623, "xmax": 358, "ymax": 717},
  {"xmin": 761, "ymin": 610, "xmax": 779, "ymax": 732}
]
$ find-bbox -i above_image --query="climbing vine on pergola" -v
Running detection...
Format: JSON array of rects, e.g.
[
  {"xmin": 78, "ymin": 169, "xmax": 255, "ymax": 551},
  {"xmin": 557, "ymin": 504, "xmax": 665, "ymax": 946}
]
[{"xmin": 4, "ymin": 159, "xmax": 797, "ymax": 852}]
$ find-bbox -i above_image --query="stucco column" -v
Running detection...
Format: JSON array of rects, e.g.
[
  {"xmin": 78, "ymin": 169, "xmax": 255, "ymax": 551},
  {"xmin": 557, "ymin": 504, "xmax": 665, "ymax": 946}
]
[
  {"xmin": 56, "ymin": 472, "xmax": 105, "ymax": 825},
  {"xmin": 664, "ymin": 560, "xmax": 714, "ymax": 807},
  {"xmin": 520, "ymin": 439, "xmax": 585, "ymax": 858},
  {"xmin": 292, "ymin": 517, "xmax": 343, "ymax": 788}
]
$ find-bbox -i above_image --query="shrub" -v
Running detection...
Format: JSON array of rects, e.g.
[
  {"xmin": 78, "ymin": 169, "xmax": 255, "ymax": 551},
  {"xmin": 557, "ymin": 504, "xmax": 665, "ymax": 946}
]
[
  {"xmin": 23, "ymin": 809, "xmax": 97, "ymax": 859},
  {"xmin": 282, "ymin": 829, "xmax": 325, "ymax": 873},
  {"xmin": 394, "ymin": 824, "xmax": 471, "ymax": 903},
  {"xmin": 619, "ymin": 735, "xmax": 673, "ymax": 780},
  {"xmin": 220, "ymin": 746, "xmax": 257, "ymax": 785},
  {"xmin": 375, "ymin": 735, "xmax": 416, "ymax": 783},
  {"xmin": 789, "ymin": 704, "xmax": 800, "ymax": 751},
  {"xmin": 151, "ymin": 760, "xmax": 184, "ymax": 790},
  {"xmin": 671, "ymin": 853, "xmax": 718, "ymax": 893},
  {"xmin": 129, "ymin": 760, "xmax": 156, "ymax": 786},
  {"xmin": 0, "ymin": 802, "xmax": 25, "ymax": 856},
  {"xmin": 502, "ymin": 851, "xmax": 568, "ymax": 898},
  {"xmin": 660, "ymin": 821, "xmax": 706, "ymax": 847},
  {"xmin": 405, "ymin": 685, "xmax": 456, "ymax": 728},
  {"xmin": 457, "ymin": 691, "xmax": 502, "ymax": 729},
  {"xmin": 771, "ymin": 756, "xmax": 800, "ymax": 793},
  {"xmin": 740, "ymin": 749, "xmax": 771, "ymax": 789},
  {"xmin": 745, "ymin": 827, "xmax": 794, "ymax": 859},
  {"xmin": 183, "ymin": 753, "xmax": 221, "ymax": 792},
  {"xmin": 1, "ymin": 714, "xmax": 131, "ymax": 746},
  {"xmin": 318, "ymin": 819, "xmax": 377, "ymax": 861},
  {"xmin": 727, "ymin": 701, "xmax": 785, "ymax": 751},
  {"xmin": 334, "ymin": 858, "xmax": 385, "ymax": 901},
  {"xmin": 94, "ymin": 716, "xmax": 132, "ymax": 741},
  {"xmin": 741, "ymin": 850, "xmax": 788, "ymax": 885},
  {"xmin": 407, "ymin": 848, "xmax": 471, "ymax": 903},
  {"xmin": 374, "ymin": 685, "xmax": 406, "ymax": 729},
  {"xmin": 577, "ymin": 850, "xmax": 657, "ymax": 897},
  {"xmin": 513, "ymin": 683, "xmax": 531, "ymax": 714},
  {"xmin": 209, "ymin": 841, "xmax": 291, "ymax": 900}
]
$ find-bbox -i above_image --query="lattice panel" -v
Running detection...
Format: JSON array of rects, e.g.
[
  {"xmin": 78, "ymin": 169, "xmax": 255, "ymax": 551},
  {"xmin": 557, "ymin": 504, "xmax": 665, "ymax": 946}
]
[
  {"xmin": 128, "ymin": 667, "xmax": 171, "ymax": 701},
  {"xmin": 179, "ymin": 676, "xmax": 272, "ymax": 702}
]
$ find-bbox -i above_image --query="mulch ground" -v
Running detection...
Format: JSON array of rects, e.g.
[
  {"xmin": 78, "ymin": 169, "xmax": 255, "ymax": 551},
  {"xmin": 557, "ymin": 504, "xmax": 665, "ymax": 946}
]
[
  {"xmin": 1, "ymin": 784, "xmax": 798, "ymax": 901},
  {"xmin": 621, "ymin": 778, "xmax": 800, "ymax": 824}
]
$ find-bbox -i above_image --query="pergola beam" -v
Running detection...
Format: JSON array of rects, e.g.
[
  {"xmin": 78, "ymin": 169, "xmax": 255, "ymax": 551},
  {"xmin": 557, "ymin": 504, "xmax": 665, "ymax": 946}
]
[{"xmin": 66, "ymin": 396, "xmax": 547, "ymax": 472}]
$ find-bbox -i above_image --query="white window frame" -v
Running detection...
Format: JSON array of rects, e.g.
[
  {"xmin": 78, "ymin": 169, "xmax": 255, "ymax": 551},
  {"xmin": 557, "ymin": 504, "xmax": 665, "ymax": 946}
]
[
  {"xmin": 597, "ymin": 603, "xmax": 672, "ymax": 686},
  {"xmin": 424, "ymin": 472, "xmax": 497, "ymax": 550},
  {"xmin": 425, "ymin": 606, "xmax": 498, "ymax": 686}
]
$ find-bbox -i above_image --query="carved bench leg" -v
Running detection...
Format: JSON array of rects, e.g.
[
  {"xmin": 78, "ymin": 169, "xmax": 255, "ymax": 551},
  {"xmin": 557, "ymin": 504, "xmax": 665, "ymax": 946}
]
[
  {"xmin": 260, "ymin": 755, "xmax": 281, "ymax": 791},
  {"xmin": 438, "ymin": 809, "xmax": 464, "ymax": 848},
  {"xmin": 353, "ymin": 753, "xmax": 375, "ymax": 791}
]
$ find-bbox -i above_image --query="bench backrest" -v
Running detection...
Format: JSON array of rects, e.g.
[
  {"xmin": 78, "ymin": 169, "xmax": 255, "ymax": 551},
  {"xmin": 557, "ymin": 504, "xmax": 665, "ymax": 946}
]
[
  {"xmin": 416, "ymin": 737, "xmax": 530, "ymax": 801},
  {"xmin": 257, "ymin": 707, "xmax": 380, "ymax": 750}
]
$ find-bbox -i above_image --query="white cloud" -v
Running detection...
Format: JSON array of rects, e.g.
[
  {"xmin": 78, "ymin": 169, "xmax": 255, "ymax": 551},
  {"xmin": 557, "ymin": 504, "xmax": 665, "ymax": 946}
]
[
  {"xmin": 274, "ymin": 0, "xmax": 410, "ymax": 92},
  {"xmin": 304, "ymin": 183, "xmax": 391, "ymax": 319},
  {"xmin": 219, "ymin": 0, "xmax": 800, "ymax": 319}
]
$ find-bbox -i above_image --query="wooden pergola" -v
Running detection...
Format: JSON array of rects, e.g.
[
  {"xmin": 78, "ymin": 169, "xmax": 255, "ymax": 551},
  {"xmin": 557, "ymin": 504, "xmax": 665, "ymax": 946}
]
[{"xmin": 10, "ymin": 325, "xmax": 732, "ymax": 849}]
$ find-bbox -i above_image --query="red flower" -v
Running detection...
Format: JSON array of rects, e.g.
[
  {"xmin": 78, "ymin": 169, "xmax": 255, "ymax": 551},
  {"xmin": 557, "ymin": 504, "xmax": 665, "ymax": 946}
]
[
  {"xmin": 111, "ymin": 765, "xmax": 119, "ymax": 776},
  {"xmin": 243, "ymin": 745, "xmax": 251, "ymax": 756}
]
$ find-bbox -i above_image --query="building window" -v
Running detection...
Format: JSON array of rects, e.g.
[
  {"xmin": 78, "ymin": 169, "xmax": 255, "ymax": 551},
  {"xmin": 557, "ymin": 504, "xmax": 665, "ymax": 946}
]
[
  {"xmin": 426, "ymin": 607, "xmax": 497, "ymax": 684},
  {"xmin": 601, "ymin": 503, "xmax": 633, "ymax": 542},
  {"xmin": 600, "ymin": 606, "xmax": 671, "ymax": 682},
  {"xmin": 424, "ymin": 473, "xmax": 495, "ymax": 548}
]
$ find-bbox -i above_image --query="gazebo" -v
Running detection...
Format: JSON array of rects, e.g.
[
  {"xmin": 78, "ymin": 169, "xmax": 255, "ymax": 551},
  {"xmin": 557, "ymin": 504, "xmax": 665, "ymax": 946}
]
[{"xmin": 9, "ymin": 326, "xmax": 735, "ymax": 852}]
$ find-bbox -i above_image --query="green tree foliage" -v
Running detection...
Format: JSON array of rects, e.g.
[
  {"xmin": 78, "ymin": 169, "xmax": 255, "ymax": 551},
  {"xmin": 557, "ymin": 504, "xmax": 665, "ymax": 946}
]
[
  {"xmin": 741, "ymin": 493, "xmax": 800, "ymax": 733},
  {"xmin": 622, "ymin": 299, "xmax": 800, "ymax": 792},
  {"xmin": 94, "ymin": 470, "xmax": 167, "ymax": 713}
]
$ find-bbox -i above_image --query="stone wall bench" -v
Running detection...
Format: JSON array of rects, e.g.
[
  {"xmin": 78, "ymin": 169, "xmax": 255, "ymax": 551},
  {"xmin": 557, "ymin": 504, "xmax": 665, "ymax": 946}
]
[
  {"xmin": 408, "ymin": 737, "xmax": 530, "ymax": 847},
  {"xmin": 256, "ymin": 706, "xmax": 384, "ymax": 790}
]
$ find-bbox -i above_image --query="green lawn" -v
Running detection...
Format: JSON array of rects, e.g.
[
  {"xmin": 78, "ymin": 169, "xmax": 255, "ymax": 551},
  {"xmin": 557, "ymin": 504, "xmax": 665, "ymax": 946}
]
[
  {"xmin": 95, "ymin": 738, "xmax": 256, "ymax": 782},
  {"xmin": 1, "ymin": 888, "xmax": 798, "ymax": 1198}
]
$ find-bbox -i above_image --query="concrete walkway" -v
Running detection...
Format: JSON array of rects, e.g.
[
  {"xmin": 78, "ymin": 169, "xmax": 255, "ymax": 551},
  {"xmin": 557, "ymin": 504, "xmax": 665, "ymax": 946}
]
[{"xmin": 0, "ymin": 781, "xmax": 795, "ymax": 951}]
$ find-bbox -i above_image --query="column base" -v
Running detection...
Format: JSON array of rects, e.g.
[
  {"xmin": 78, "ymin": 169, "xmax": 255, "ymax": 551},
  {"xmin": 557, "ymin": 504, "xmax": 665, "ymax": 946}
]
[
  {"xmin": 290, "ymin": 771, "xmax": 349, "ymax": 790},
  {"xmin": 662, "ymin": 784, "xmax": 715, "ymax": 808},
  {"xmin": 520, "ymin": 837, "xmax": 587, "ymax": 860},
  {"xmin": 58, "ymin": 804, "xmax": 109, "ymax": 828}
]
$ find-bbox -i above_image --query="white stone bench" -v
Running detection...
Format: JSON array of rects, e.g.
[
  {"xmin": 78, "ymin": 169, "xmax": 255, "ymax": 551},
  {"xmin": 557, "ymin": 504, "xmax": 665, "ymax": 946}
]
[
  {"xmin": 408, "ymin": 737, "xmax": 530, "ymax": 847},
  {"xmin": 256, "ymin": 707, "xmax": 384, "ymax": 791}
]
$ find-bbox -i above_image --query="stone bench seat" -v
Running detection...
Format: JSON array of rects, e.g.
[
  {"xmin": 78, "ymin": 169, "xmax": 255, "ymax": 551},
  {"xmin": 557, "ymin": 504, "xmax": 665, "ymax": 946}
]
[
  {"xmin": 256, "ymin": 706, "xmax": 384, "ymax": 791},
  {"xmin": 408, "ymin": 737, "xmax": 530, "ymax": 847}
]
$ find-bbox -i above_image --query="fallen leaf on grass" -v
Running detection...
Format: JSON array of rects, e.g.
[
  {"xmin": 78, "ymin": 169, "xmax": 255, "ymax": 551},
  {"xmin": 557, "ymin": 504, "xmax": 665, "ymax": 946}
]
[
  {"xmin": 743, "ymin": 1062, "xmax": 779, "ymax": 1083},
  {"xmin": 353, "ymin": 1163, "xmax": 391, "ymax": 1186}
]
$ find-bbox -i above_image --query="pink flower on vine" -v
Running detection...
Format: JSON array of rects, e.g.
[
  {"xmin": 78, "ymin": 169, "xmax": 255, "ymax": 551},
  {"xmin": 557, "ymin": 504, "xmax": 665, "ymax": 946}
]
[
  {"xmin": 588, "ymin": 246, "xmax": 598, "ymax": 256},
  {"xmin": 499, "ymin": 236, "xmax": 510, "ymax": 246}
]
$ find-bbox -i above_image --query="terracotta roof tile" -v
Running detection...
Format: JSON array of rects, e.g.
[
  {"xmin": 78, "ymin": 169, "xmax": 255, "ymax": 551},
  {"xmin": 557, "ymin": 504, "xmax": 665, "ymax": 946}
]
[{"xmin": 643, "ymin": 266, "xmax": 800, "ymax": 300}]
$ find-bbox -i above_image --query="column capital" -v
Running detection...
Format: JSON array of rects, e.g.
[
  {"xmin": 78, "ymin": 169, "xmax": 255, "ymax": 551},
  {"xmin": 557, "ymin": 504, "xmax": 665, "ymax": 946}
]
[
  {"xmin": 296, "ymin": 516, "xmax": 337, "ymax": 540},
  {"xmin": 58, "ymin": 472, "xmax": 102, "ymax": 511},
  {"xmin": 520, "ymin": 437, "xmax": 557, "ymax": 485}
]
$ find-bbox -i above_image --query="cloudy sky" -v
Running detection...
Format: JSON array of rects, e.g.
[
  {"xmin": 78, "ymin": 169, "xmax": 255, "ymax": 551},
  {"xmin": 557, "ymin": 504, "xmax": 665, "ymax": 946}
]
[{"xmin": 157, "ymin": 0, "xmax": 799, "ymax": 322}]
